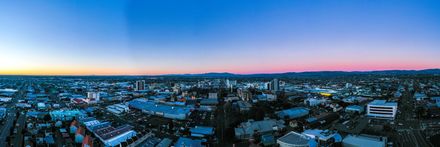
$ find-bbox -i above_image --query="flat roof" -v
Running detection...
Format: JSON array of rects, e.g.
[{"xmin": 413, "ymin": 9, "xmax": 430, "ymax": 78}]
[
  {"xmin": 190, "ymin": 126, "xmax": 214, "ymax": 135},
  {"xmin": 129, "ymin": 99, "xmax": 191, "ymax": 115},
  {"xmin": 369, "ymin": 100, "xmax": 397, "ymax": 107},
  {"xmin": 277, "ymin": 131, "xmax": 314, "ymax": 146},
  {"xmin": 343, "ymin": 135, "xmax": 386, "ymax": 147}
]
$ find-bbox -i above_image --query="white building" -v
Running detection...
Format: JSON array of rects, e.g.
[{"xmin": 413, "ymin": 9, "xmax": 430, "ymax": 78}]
[
  {"xmin": 366, "ymin": 100, "xmax": 397, "ymax": 119},
  {"xmin": 87, "ymin": 92, "xmax": 100, "ymax": 101},
  {"xmin": 106, "ymin": 103, "xmax": 130, "ymax": 115}
]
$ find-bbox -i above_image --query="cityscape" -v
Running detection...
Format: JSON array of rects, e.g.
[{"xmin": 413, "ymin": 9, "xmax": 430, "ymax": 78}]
[
  {"xmin": 1, "ymin": 1, "xmax": 440, "ymax": 147},
  {"xmin": 1, "ymin": 71, "xmax": 440, "ymax": 147}
]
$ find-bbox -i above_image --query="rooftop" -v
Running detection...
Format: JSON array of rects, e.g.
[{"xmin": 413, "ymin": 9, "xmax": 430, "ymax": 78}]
[{"xmin": 369, "ymin": 100, "xmax": 397, "ymax": 107}]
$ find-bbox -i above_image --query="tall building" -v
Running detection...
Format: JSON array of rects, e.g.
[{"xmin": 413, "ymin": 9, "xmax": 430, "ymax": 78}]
[
  {"xmin": 87, "ymin": 92, "xmax": 100, "ymax": 101},
  {"xmin": 366, "ymin": 100, "xmax": 398, "ymax": 119},
  {"xmin": 135, "ymin": 80, "xmax": 146, "ymax": 91},
  {"xmin": 226, "ymin": 79, "xmax": 237, "ymax": 88},
  {"xmin": 269, "ymin": 79, "xmax": 280, "ymax": 92}
]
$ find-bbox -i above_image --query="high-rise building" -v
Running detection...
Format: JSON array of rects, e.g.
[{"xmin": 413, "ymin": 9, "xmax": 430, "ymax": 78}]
[
  {"xmin": 135, "ymin": 80, "xmax": 146, "ymax": 91},
  {"xmin": 269, "ymin": 78, "xmax": 280, "ymax": 91}
]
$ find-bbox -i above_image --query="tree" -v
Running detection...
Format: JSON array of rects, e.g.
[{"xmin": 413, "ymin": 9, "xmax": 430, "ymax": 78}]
[{"xmin": 43, "ymin": 114, "xmax": 51, "ymax": 122}]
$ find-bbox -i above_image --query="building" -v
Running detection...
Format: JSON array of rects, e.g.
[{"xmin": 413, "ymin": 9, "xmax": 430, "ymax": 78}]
[
  {"xmin": 269, "ymin": 79, "xmax": 280, "ymax": 92},
  {"xmin": 234, "ymin": 119, "xmax": 285, "ymax": 139},
  {"xmin": 82, "ymin": 135, "xmax": 93, "ymax": 147},
  {"xmin": 208, "ymin": 93, "xmax": 218, "ymax": 99},
  {"xmin": 90, "ymin": 122, "xmax": 137, "ymax": 146},
  {"xmin": 190, "ymin": 126, "xmax": 215, "ymax": 138},
  {"xmin": 0, "ymin": 97, "xmax": 12, "ymax": 102},
  {"xmin": 70, "ymin": 120, "xmax": 79, "ymax": 134},
  {"xmin": 277, "ymin": 131, "xmax": 317, "ymax": 147},
  {"xmin": 106, "ymin": 103, "xmax": 130, "ymax": 115},
  {"xmin": 302, "ymin": 129, "xmax": 342, "ymax": 147},
  {"xmin": 87, "ymin": 92, "xmax": 100, "ymax": 101},
  {"xmin": 50, "ymin": 110, "xmax": 85, "ymax": 121},
  {"xmin": 342, "ymin": 134, "xmax": 387, "ymax": 147},
  {"xmin": 226, "ymin": 79, "xmax": 237, "ymax": 88},
  {"xmin": 129, "ymin": 99, "xmax": 192, "ymax": 120},
  {"xmin": 306, "ymin": 112, "xmax": 340, "ymax": 128},
  {"xmin": 238, "ymin": 89, "xmax": 253, "ymax": 101},
  {"xmin": 235, "ymin": 101, "xmax": 252, "ymax": 112},
  {"xmin": 37, "ymin": 102, "xmax": 47, "ymax": 110},
  {"xmin": 174, "ymin": 137, "xmax": 204, "ymax": 147},
  {"xmin": 0, "ymin": 107, "xmax": 6, "ymax": 119},
  {"xmin": 345, "ymin": 105, "xmax": 364, "ymax": 114},
  {"xmin": 135, "ymin": 80, "xmax": 146, "ymax": 91},
  {"xmin": 366, "ymin": 100, "xmax": 398, "ymax": 119},
  {"xmin": 78, "ymin": 117, "xmax": 100, "ymax": 127},
  {"xmin": 75, "ymin": 127, "xmax": 86, "ymax": 143},
  {"xmin": 414, "ymin": 93, "xmax": 428, "ymax": 101},
  {"xmin": 277, "ymin": 107, "xmax": 310, "ymax": 119}
]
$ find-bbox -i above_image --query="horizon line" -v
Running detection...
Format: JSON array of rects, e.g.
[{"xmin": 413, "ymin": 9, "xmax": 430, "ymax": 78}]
[{"xmin": 0, "ymin": 68, "xmax": 439, "ymax": 76}]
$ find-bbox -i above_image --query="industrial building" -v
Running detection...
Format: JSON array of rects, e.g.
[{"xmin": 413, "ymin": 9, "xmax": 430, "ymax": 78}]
[
  {"xmin": 89, "ymin": 122, "xmax": 137, "ymax": 146},
  {"xmin": 277, "ymin": 131, "xmax": 317, "ymax": 147},
  {"xmin": 277, "ymin": 107, "xmax": 310, "ymax": 119},
  {"xmin": 106, "ymin": 103, "xmax": 129, "ymax": 115},
  {"xmin": 342, "ymin": 134, "xmax": 387, "ymax": 147},
  {"xmin": 234, "ymin": 118, "xmax": 285, "ymax": 139},
  {"xmin": 129, "ymin": 99, "xmax": 192, "ymax": 120},
  {"xmin": 190, "ymin": 126, "xmax": 215, "ymax": 138}
]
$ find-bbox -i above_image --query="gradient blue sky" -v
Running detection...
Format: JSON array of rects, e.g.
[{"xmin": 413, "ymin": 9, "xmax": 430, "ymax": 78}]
[{"xmin": 1, "ymin": 0, "xmax": 440, "ymax": 75}]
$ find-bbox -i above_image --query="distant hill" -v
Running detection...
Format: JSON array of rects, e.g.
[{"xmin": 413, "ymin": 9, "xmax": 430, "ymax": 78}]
[
  {"xmin": 162, "ymin": 69, "xmax": 440, "ymax": 78},
  {"xmin": 1, "ymin": 69, "xmax": 439, "ymax": 78}
]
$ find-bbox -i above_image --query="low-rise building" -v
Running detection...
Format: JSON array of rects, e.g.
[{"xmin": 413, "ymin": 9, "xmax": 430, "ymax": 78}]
[
  {"xmin": 345, "ymin": 105, "xmax": 364, "ymax": 114},
  {"xmin": 234, "ymin": 118, "xmax": 285, "ymax": 139},
  {"xmin": 366, "ymin": 100, "xmax": 397, "ymax": 119},
  {"xmin": 277, "ymin": 107, "xmax": 309, "ymax": 119},
  {"xmin": 190, "ymin": 126, "xmax": 215, "ymax": 138},
  {"xmin": 90, "ymin": 122, "xmax": 137, "ymax": 146},
  {"xmin": 277, "ymin": 131, "xmax": 317, "ymax": 147},
  {"xmin": 342, "ymin": 134, "xmax": 387, "ymax": 147},
  {"xmin": 50, "ymin": 110, "xmax": 86, "ymax": 121},
  {"xmin": 129, "ymin": 99, "xmax": 192, "ymax": 120},
  {"xmin": 106, "ymin": 103, "xmax": 130, "ymax": 115}
]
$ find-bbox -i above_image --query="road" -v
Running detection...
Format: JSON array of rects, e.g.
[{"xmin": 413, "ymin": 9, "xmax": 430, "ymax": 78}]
[
  {"xmin": 0, "ymin": 83, "xmax": 26, "ymax": 147},
  {"xmin": 13, "ymin": 112, "xmax": 26, "ymax": 147},
  {"xmin": 395, "ymin": 86, "xmax": 433, "ymax": 147},
  {"xmin": 0, "ymin": 108, "xmax": 16, "ymax": 147}
]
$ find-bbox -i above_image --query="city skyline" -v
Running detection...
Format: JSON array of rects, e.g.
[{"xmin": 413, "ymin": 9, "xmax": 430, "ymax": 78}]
[{"xmin": 1, "ymin": 0, "xmax": 440, "ymax": 75}]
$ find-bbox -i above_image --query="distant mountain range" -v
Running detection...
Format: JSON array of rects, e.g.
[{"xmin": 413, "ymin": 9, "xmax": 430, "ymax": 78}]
[
  {"xmin": 1, "ymin": 69, "xmax": 439, "ymax": 77},
  {"xmin": 161, "ymin": 69, "xmax": 440, "ymax": 78}
]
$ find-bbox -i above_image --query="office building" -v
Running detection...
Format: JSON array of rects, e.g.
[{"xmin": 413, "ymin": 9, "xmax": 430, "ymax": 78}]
[
  {"xmin": 366, "ymin": 100, "xmax": 398, "ymax": 119},
  {"xmin": 269, "ymin": 78, "xmax": 280, "ymax": 92},
  {"xmin": 135, "ymin": 80, "xmax": 146, "ymax": 91}
]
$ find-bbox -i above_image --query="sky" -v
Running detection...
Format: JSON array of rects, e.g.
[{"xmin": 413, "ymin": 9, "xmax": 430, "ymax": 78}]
[{"xmin": 1, "ymin": 0, "xmax": 440, "ymax": 75}]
